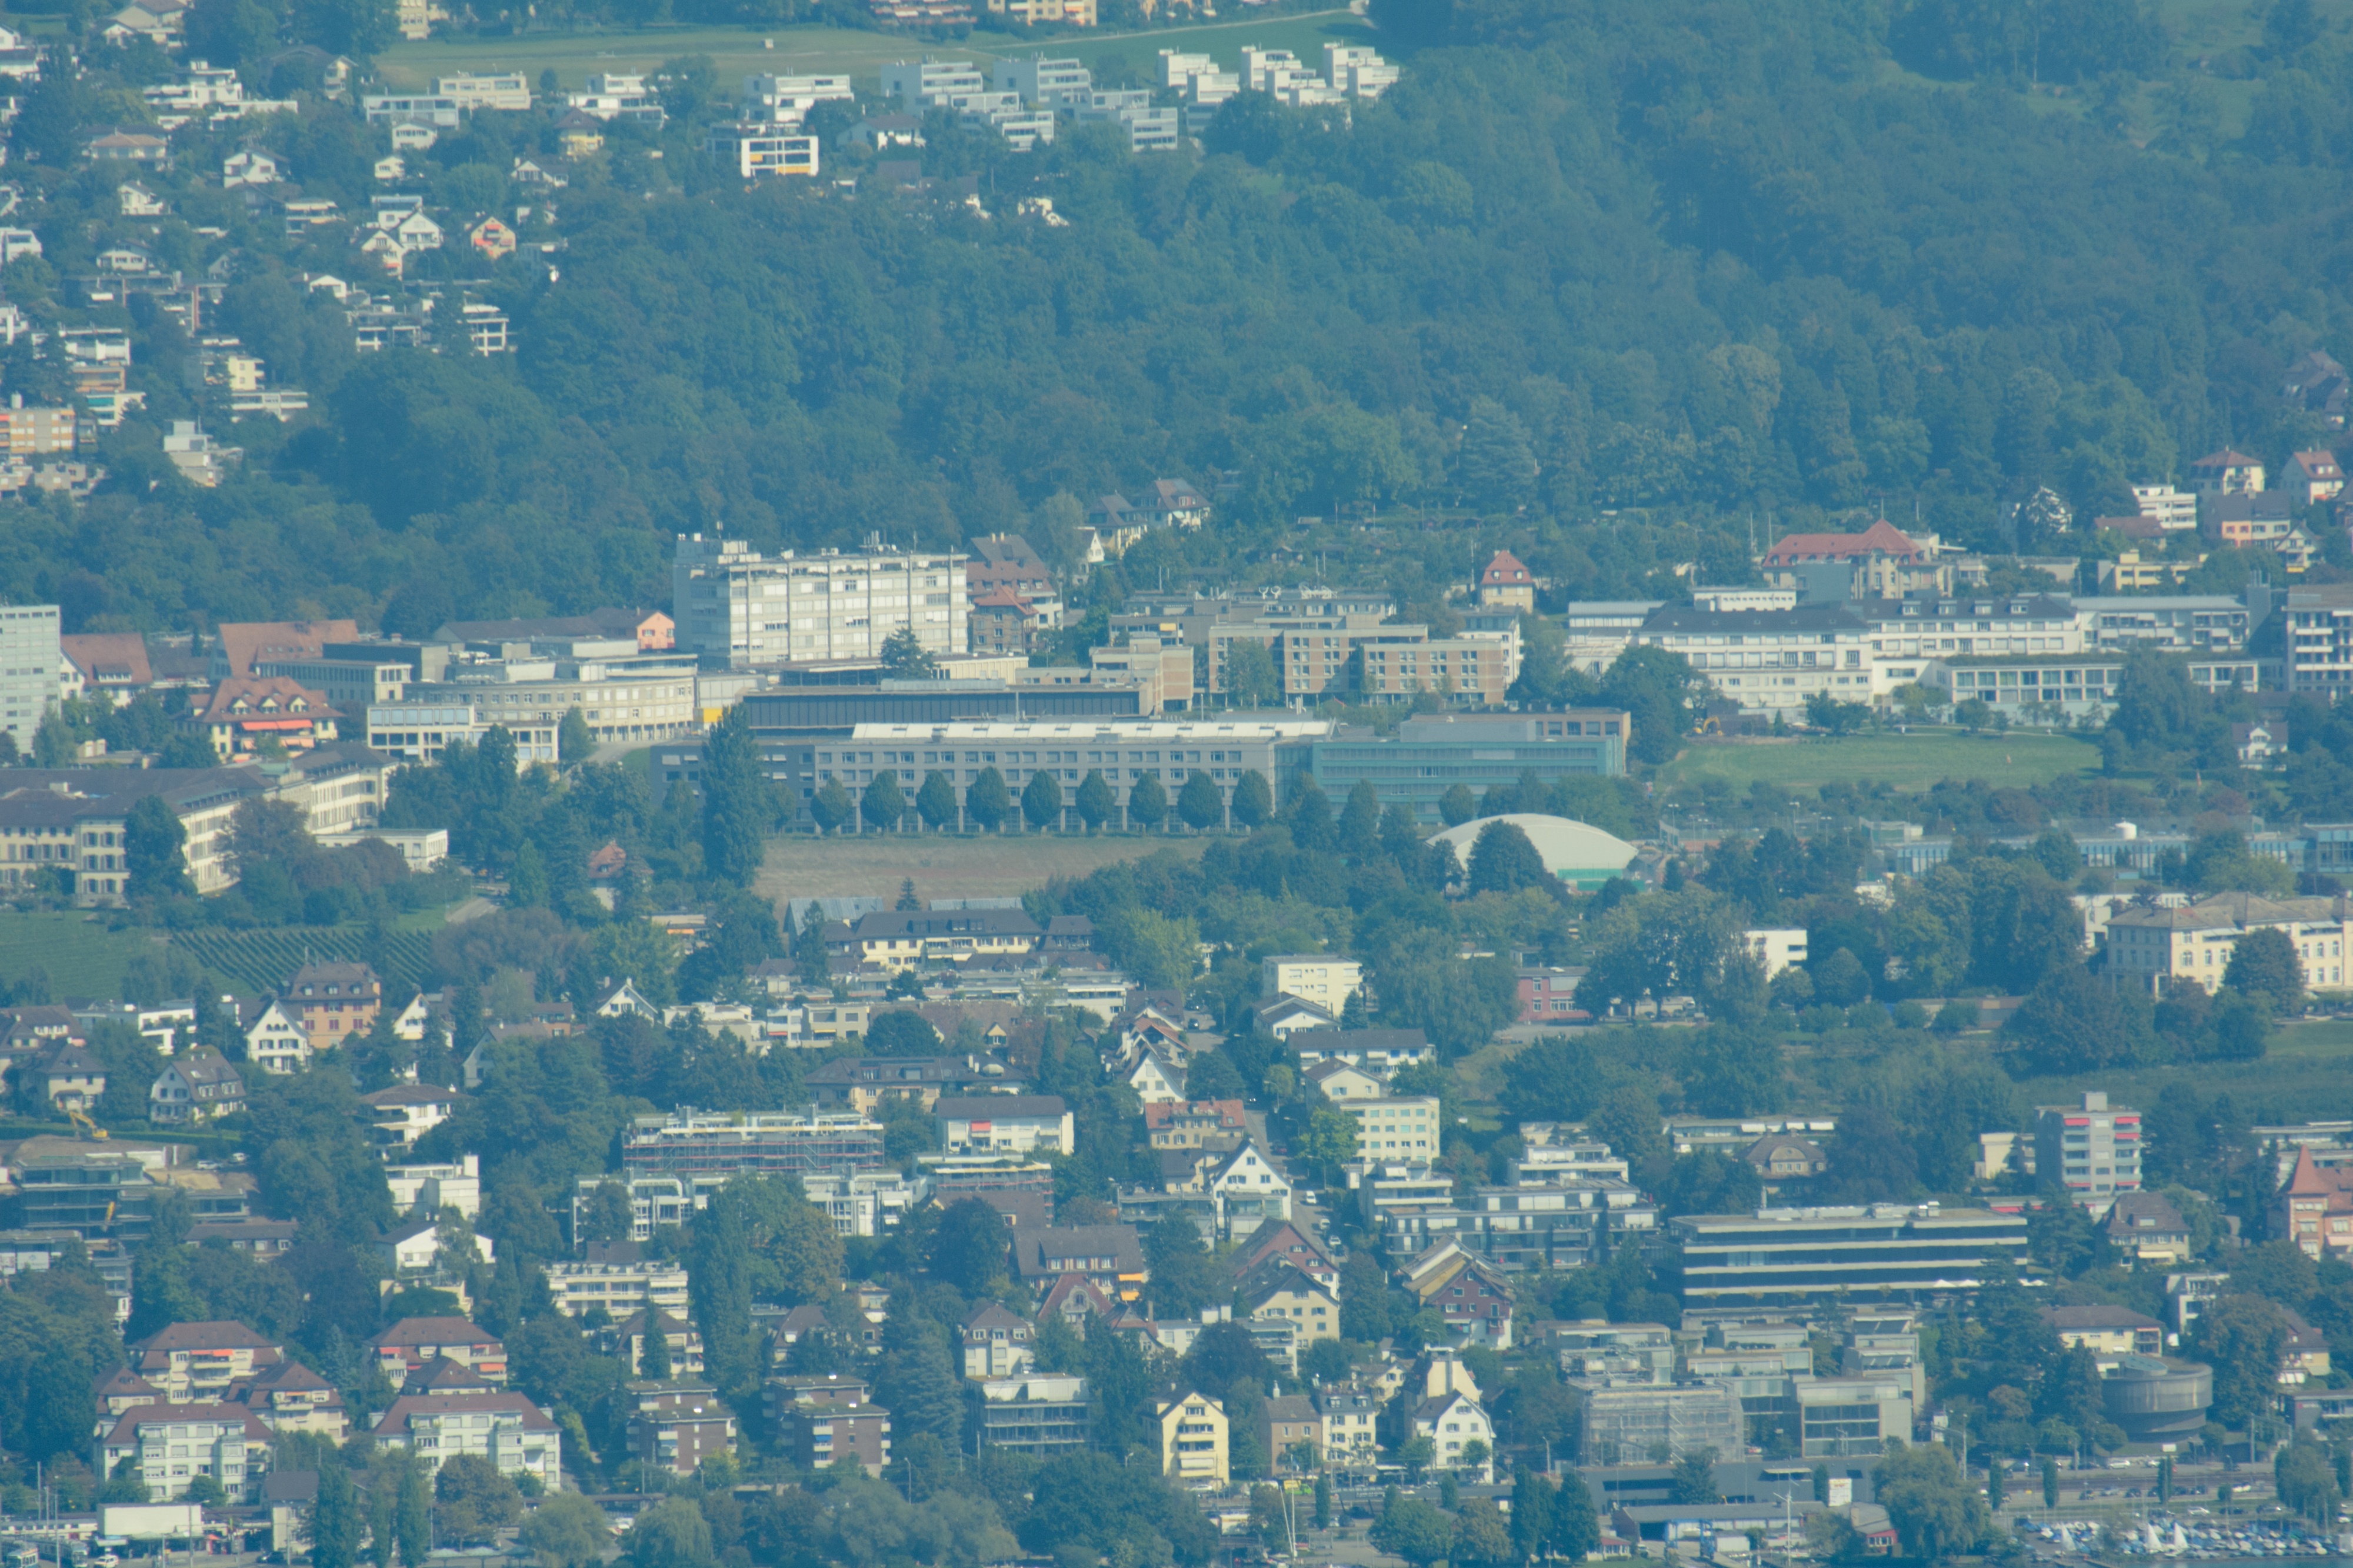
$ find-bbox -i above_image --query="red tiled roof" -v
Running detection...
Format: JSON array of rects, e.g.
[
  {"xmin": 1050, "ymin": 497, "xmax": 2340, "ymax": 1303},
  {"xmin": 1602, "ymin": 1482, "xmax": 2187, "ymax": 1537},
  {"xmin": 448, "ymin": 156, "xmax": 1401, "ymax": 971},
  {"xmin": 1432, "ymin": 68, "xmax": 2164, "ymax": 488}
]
[
  {"xmin": 1761, "ymin": 519, "xmax": 1927, "ymax": 565},
  {"xmin": 2192, "ymin": 448, "xmax": 2261, "ymax": 468},
  {"xmin": 1481, "ymin": 549, "xmax": 1531, "ymax": 585}
]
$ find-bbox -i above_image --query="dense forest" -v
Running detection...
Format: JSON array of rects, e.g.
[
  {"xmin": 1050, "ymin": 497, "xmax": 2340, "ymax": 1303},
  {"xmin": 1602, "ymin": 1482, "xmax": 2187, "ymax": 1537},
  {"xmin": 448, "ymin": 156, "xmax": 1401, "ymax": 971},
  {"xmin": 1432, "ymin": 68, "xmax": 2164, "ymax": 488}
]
[{"xmin": 2, "ymin": 0, "xmax": 2351, "ymax": 631}]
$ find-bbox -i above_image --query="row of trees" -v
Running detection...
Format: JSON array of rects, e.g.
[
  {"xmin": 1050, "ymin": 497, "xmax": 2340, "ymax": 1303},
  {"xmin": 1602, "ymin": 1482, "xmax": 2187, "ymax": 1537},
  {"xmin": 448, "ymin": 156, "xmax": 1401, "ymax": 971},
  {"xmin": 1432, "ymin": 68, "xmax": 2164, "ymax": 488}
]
[{"xmin": 808, "ymin": 762, "xmax": 1273, "ymax": 837}]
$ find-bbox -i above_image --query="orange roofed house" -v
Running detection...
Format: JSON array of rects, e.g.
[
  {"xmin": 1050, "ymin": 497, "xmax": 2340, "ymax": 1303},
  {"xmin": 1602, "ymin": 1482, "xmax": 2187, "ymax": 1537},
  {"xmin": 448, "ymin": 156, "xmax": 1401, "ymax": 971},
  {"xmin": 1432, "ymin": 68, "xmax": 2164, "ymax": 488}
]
[
  {"xmin": 285, "ymin": 960, "xmax": 381, "ymax": 1052},
  {"xmin": 212, "ymin": 619, "xmax": 359, "ymax": 678},
  {"xmin": 2276, "ymin": 1145, "xmax": 2353, "ymax": 1259},
  {"xmin": 181, "ymin": 676, "xmax": 339, "ymax": 760},
  {"xmin": 1760, "ymin": 519, "xmax": 1951, "ymax": 599}
]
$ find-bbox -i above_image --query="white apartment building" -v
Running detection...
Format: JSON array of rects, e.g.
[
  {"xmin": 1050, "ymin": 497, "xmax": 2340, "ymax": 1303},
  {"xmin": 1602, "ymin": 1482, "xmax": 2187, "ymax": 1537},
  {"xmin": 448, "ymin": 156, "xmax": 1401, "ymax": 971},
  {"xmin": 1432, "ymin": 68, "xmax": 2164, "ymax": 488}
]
[
  {"xmin": 995, "ymin": 56, "xmax": 1090, "ymax": 104},
  {"xmin": 402, "ymin": 656, "xmax": 697, "ymax": 748},
  {"xmin": 2033, "ymin": 1092, "xmax": 2142, "ymax": 1212},
  {"xmin": 706, "ymin": 124, "xmax": 819, "ymax": 179},
  {"xmin": 674, "ymin": 534, "xmax": 968, "ymax": 669},
  {"xmin": 1239, "ymin": 46, "xmax": 1307, "ymax": 91},
  {"xmin": 2105, "ymin": 892, "xmax": 2351, "ymax": 995},
  {"xmin": 1323, "ymin": 44, "xmax": 1399, "ymax": 96},
  {"xmin": 1742, "ymin": 929, "xmax": 1809, "ymax": 981},
  {"xmin": 101, "ymin": 1404, "xmax": 273, "ymax": 1502},
  {"xmin": 434, "ymin": 73, "xmax": 531, "ymax": 109},
  {"xmin": 2288, "ymin": 585, "xmax": 2353, "ymax": 695},
  {"xmin": 386, "ymin": 1154, "xmax": 481, "ymax": 1218},
  {"xmin": 1340, "ymin": 1096, "xmax": 1439, "ymax": 1159},
  {"xmin": 1265, "ymin": 955, "xmax": 1362, "ymax": 1013},
  {"xmin": 543, "ymin": 1257, "xmax": 691, "ymax": 1317},
  {"xmin": 883, "ymin": 59, "xmax": 984, "ymax": 106},
  {"xmin": 1633, "ymin": 602, "xmax": 1882, "ymax": 712},
  {"xmin": 0, "ymin": 602, "xmax": 60, "ymax": 747},
  {"xmin": 371, "ymin": 1393, "xmax": 560, "ymax": 1488},
  {"xmin": 2133, "ymin": 485, "xmax": 2199, "ymax": 530},
  {"xmin": 742, "ymin": 72, "xmax": 854, "ymax": 119}
]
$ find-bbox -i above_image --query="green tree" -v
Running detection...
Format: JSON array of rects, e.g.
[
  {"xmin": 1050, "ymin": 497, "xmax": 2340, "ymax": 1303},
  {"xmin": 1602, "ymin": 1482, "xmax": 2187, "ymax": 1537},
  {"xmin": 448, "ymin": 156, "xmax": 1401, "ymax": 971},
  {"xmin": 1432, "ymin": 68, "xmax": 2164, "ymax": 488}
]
[
  {"xmin": 1369, "ymin": 1494, "xmax": 1452, "ymax": 1568},
  {"xmin": 2189, "ymin": 1294, "xmax": 2289, "ymax": 1427},
  {"xmin": 1225, "ymin": 640, "xmax": 1281, "ymax": 708},
  {"xmin": 622, "ymin": 1497, "xmax": 714, "ymax": 1568},
  {"xmin": 1178, "ymin": 770, "xmax": 1225, "ymax": 832},
  {"xmin": 435, "ymin": 1454, "xmax": 522, "ymax": 1543},
  {"xmin": 967, "ymin": 768, "xmax": 1012, "ymax": 832},
  {"xmin": 1022, "ymin": 769, "xmax": 1064, "ymax": 831},
  {"xmin": 1339, "ymin": 779, "xmax": 1382, "ymax": 856},
  {"xmin": 2224, "ymin": 928, "xmax": 2305, "ymax": 1015},
  {"xmin": 508, "ymin": 840, "xmax": 551, "ymax": 909},
  {"xmin": 1875, "ymin": 1441, "xmax": 1991, "ymax": 1559},
  {"xmin": 1075, "ymin": 770, "xmax": 1115, "ymax": 832},
  {"xmin": 520, "ymin": 1491, "xmax": 609, "ymax": 1568},
  {"xmin": 1129, "ymin": 772, "xmax": 1169, "ymax": 831},
  {"xmin": 879, "ymin": 627, "xmax": 941, "ymax": 679},
  {"xmin": 559, "ymin": 709, "xmax": 595, "ymax": 763},
  {"xmin": 1231, "ymin": 771, "xmax": 1273, "ymax": 829},
  {"xmin": 1451, "ymin": 1497, "xmax": 1511, "ymax": 1565},
  {"xmin": 862, "ymin": 772, "xmax": 906, "ymax": 832},
  {"xmin": 1468, "ymin": 819, "xmax": 1550, "ymax": 895},
  {"xmin": 396, "ymin": 1457, "xmax": 432, "ymax": 1568},
  {"xmin": 124, "ymin": 795, "xmax": 193, "ymax": 902},
  {"xmin": 699, "ymin": 706, "xmax": 770, "ymax": 885},
  {"xmin": 916, "ymin": 770, "xmax": 958, "ymax": 832},
  {"xmin": 1439, "ymin": 783, "xmax": 1478, "ymax": 826},
  {"xmin": 1668, "ymin": 1450, "xmax": 1721, "ymax": 1504},
  {"xmin": 809, "ymin": 778, "xmax": 855, "ymax": 835},
  {"xmin": 309, "ymin": 1463, "xmax": 365, "ymax": 1568}
]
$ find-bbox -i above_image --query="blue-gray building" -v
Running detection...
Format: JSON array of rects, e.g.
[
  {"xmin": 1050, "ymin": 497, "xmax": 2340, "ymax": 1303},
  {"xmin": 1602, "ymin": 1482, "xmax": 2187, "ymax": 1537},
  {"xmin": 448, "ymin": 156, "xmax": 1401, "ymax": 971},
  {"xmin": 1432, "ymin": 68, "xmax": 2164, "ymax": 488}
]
[{"xmin": 1305, "ymin": 710, "xmax": 1628, "ymax": 821}]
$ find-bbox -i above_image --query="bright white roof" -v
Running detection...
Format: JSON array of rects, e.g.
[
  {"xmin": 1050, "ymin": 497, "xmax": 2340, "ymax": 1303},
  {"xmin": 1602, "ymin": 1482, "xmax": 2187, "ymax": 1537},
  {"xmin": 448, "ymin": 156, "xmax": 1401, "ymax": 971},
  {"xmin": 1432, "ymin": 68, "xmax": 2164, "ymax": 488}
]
[{"xmin": 1431, "ymin": 813, "xmax": 1639, "ymax": 876}]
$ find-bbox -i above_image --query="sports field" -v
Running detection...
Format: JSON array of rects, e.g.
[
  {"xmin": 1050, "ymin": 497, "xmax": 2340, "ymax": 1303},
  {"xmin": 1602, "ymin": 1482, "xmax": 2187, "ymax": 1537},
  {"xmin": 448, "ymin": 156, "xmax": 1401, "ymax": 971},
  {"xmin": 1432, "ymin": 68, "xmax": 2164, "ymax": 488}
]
[
  {"xmin": 755, "ymin": 828, "xmax": 1207, "ymax": 904},
  {"xmin": 1657, "ymin": 729, "xmax": 2102, "ymax": 796},
  {"xmin": 371, "ymin": 8, "xmax": 1372, "ymax": 94}
]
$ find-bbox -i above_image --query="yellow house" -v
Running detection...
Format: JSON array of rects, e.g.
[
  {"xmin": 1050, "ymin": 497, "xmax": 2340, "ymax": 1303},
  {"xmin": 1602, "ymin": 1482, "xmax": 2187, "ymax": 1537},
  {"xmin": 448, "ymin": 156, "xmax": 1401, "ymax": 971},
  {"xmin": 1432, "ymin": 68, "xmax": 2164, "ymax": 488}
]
[
  {"xmin": 1239, "ymin": 1259, "xmax": 1339, "ymax": 1346},
  {"xmin": 849, "ymin": 910, "xmax": 1043, "ymax": 972},
  {"xmin": 1157, "ymin": 1390, "xmax": 1229, "ymax": 1485}
]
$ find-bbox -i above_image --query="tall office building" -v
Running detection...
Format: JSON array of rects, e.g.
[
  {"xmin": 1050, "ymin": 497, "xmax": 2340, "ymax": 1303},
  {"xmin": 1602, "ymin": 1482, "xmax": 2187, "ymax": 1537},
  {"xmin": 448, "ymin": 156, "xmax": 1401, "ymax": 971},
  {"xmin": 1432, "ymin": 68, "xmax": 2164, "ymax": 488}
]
[
  {"xmin": 672, "ymin": 535, "xmax": 968, "ymax": 669},
  {"xmin": 0, "ymin": 603, "xmax": 61, "ymax": 748}
]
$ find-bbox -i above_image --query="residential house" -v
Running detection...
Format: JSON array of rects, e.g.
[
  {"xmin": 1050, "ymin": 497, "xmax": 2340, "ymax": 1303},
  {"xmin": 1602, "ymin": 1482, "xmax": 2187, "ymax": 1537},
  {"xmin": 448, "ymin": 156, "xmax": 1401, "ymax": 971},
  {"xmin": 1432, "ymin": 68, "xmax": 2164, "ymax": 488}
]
[
  {"xmin": 1479, "ymin": 550, "xmax": 1536, "ymax": 610},
  {"xmin": 592, "ymin": 978, "xmax": 662, "ymax": 1021},
  {"xmin": 223, "ymin": 149, "xmax": 282, "ymax": 186},
  {"xmin": 2189, "ymin": 448, "xmax": 2267, "ymax": 496},
  {"xmin": 934, "ymin": 1095, "xmax": 1072, "ymax": 1155},
  {"xmin": 1205, "ymin": 1140, "xmax": 1292, "ymax": 1235},
  {"xmin": 2105, "ymin": 1189, "xmax": 2193, "ymax": 1264},
  {"xmin": 149, "ymin": 1047, "xmax": 245, "ymax": 1123},
  {"xmin": 1011, "ymin": 1225, "xmax": 1147, "ymax": 1300},
  {"xmin": 365, "ymin": 1318, "xmax": 507, "ymax": 1384},
  {"xmin": 769, "ymin": 1374, "xmax": 890, "ymax": 1474},
  {"xmin": 2290, "ymin": 451, "xmax": 2346, "ymax": 503},
  {"xmin": 1156, "ymin": 1389, "xmax": 1228, "ymax": 1484},
  {"xmin": 181, "ymin": 676, "xmax": 338, "ymax": 759},
  {"xmin": 283, "ymin": 960, "xmax": 381, "ymax": 1050},
  {"xmin": 1303, "ymin": 1059, "xmax": 1384, "ymax": 1102},
  {"xmin": 362, "ymin": 1083, "xmax": 457, "ymax": 1147},
  {"xmin": 605, "ymin": 1310, "xmax": 703, "ymax": 1378},
  {"xmin": 959, "ymin": 1302, "xmax": 1035, "ymax": 1377},
  {"xmin": 97, "ymin": 1367, "xmax": 164, "ymax": 1416},
  {"xmin": 1229, "ymin": 1220, "xmax": 1341, "ymax": 1293},
  {"xmin": 129, "ymin": 1320, "xmax": 284, "ymax": 1400},
  {"xmin": 2042, "ymin": 1305, "xmax": 2164, "ymax": 1363},
  {"xmin": 1261, "ymin": 1392, "xmax": 1322, "ymax": 1466},
  {"xmin": 2277, "ymin": 1144, "xmax": 2353, "ymax": 1258},
  {"xmin": 2284, "ymin": 1309, "xmax": 2332, "ymax": 1385},
  {"xmin": 969, "ymin": 588, "xmax": 1046, "ymax": 655},
  {"xmin": 235, "ymin": 999, "xmax": 309, "ymax": 1072},
  {"xmin": 1144, "ymin": 1099, "xmax": 1247, "ymax": 1150},
  {"xmin": 101, "ymin": 1403, "xmax": 274, "ymax": 1502},
  {"xmin": 1238, "ymin": 1257, "xmax": 1339, "ymax": 1350},
  {"xmin": 1411, "ymin": 1388, "xmax": 1495, "ymax": 1481},
  {"xmin": 1742, "ymin": 1135, "xmax": 1827, "ymax": 1181},
  {"xmin": 370, "ymin": 1392, "xmax": 561, "ymax": 1486},
  {"xmin": 374, "ymin": 1217, "xmax": 495, "ymax": 1279},
  {"xmin": 469, "ymin": 216, "xmax": 515, "ymax": 259},
  {"xmin": 1403, "ymin": 1243, "xmax": 1515, "ymax": 1348},
  {"xmin": 1036, "ymin": 1271, "xmax": 1119, "ymax": 1335},
  {"xmin": 626, "ymin": 1380, "xmax": 736, "ymax": 1474},
  {"xmin": 543, "ymin": 1249, "xmax": 691, "ymax": 1317},
  {"xmin": 1758, "ymin": 519, "xmax": 1949, "ymax": 599},
  {"xmin": 233, "ymin": 1359, "xmax": 348, "ymax": 1437},
  {"xmin": 2234, "ymin": 721, "xmax": 2291, "ymax": 768},
  {"xmin": 39, "ymin": 1041, "xmax": 106, "ymax": 1111},
  {"xmin": 1126, "ymin": 1051, "xmax": 1184, "ymax": 1105},
  {"xmin": 1253, "ymin": 996, "xmax": 1335, "ymax": 1042}
]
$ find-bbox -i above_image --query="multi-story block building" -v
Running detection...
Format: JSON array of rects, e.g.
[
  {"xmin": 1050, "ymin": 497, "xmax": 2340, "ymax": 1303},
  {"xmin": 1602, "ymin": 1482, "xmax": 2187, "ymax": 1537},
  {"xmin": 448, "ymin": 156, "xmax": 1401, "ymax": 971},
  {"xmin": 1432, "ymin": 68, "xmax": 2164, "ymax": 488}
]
[
  {"xmin": 1305, "ymin": 710, "xmax": 1627, "ymax": 821},
  {"xmin": 284, "ymin": 960, "xmax": 381, "ymax": 1053},
  {"xmin": 434, "ymin": 72, "xmax": 531, "ymax": 109},
  {"xmin": 2033, "ymin": 1092, "xmax": 2142, "ymax": 1212},
  {"xmin": 542, "ymin": 1255, "xmax": 692, "ymax": 1318},
  {"xmin": 1582, "ymin": 1384, "xmax": 1741, "ymax": 1469},
  {"xmin": 1264, "ymin": 955, "xmax": 1362, "ymax": 1013},
  {"xmin": 620, "ymin": 1110, "xmax": 886, "ymax": 1183},
  {"xmin": 101, "ymin": 1403, "xmax": 274, "ymax": 1502},
  {"xmin": 1632, "ymin": 602, "xmax": 1878, "ymax": 713},
  {"xmin": 0, "ymin": 602, "xmax": 61, "ymax": 750},
  {"xmin": 370, "ymin": 1392, "xmax": 561, "ymax": 1487},
  {"xmin": 770, "ymin": 1375, "xmax": 891, "ymax": 1474},
  {"xmin": 672, "ymin": 534, "xmax": 968, "ymax": 669},
  {"xmin": 365, "ymin": 1317, "xmax": 506, "ymax": 1384},
  {"xmin": 1672, "ymin": 1206, "xmax": 2030, "ymax": 1303},
  {"xmin": 1337, "ymin": 1096, "xmax": 1439, "ymax": 1160},
  {"xmin": 625, "ymin": 1381, "xmax": 736, "ymax": 1474},
  {"xmin": 934, "ymin": 1096, "xmax": 1073, "ymax": 1156},
  {"xmin": 2105, "ymin": 892, "xmax": 2351, "ymax": 995},
  {"xmin": 130, "ymin": 1321, "xmax": 284, "ymax": 1400},
  {"xmin": 2288, "ymin": 585, "xmax": 2353, "ymax": 694},
  {"xmin": 968, "ymin": 1373, "xmax": 1089, "ymax": 1455},
  {"xmin": 1353, "ymin": 623, "xmax": 1524, "ymax": 705},
  {"xmin": 1156, "ymin": 1389, "xmax": 1229, "ymax": 1484}
]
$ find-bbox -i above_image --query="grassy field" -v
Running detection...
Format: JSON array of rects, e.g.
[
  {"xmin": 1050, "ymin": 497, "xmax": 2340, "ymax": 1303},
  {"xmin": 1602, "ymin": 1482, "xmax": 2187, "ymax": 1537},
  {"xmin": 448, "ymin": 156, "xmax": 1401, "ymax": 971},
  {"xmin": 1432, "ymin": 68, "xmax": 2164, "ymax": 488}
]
[
  {"xmin": 0, "ymin": 912, "xmax": 172, "ymax": 998},
  {"xmin": 755, "ymin": 828, "xmax": 1206, "ymax": 903},
  {"xmin": 1656, "ymin": 728, "xmax": 2102, "ymax": 797},
  {"xmin": 371, "ymin": 8, "xmax": 1373, "ymax": 93}
]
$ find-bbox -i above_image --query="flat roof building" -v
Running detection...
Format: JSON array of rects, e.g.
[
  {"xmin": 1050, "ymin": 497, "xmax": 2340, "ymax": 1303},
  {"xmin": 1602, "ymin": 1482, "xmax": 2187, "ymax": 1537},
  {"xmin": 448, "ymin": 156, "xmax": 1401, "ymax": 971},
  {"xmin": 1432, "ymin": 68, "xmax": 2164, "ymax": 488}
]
[{"xmin": 1671, "ymin": 1205, "xmax": 2029, "ymax": 1303}]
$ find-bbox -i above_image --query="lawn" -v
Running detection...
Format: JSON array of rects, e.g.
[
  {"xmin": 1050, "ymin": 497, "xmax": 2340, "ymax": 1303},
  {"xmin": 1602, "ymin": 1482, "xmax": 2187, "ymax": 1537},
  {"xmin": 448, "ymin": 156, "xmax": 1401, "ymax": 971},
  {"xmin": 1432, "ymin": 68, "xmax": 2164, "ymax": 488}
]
[
  {"xmin": 1655, "ymin": 728, "xmax": 2102, "ymax": 798},
  {"xmin": 0, "ymin": 911, "xmax": 171, "ymax": 999},
  {"xmin": 755, "ymin": 828, "xmax": 1207, "ymax": 904},
  {"xmin": 371, "ymin": 8, "xmax": 1372, "ymax": 93}
]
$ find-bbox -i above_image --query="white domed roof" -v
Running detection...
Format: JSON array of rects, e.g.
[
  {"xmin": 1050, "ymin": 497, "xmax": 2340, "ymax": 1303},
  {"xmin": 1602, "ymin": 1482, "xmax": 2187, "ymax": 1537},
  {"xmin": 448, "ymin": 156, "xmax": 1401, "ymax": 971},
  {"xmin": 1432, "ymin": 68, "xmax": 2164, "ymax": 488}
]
[{"xmin": 1431, "ymin": 813, "xmax": 1639, "ymax": 889}]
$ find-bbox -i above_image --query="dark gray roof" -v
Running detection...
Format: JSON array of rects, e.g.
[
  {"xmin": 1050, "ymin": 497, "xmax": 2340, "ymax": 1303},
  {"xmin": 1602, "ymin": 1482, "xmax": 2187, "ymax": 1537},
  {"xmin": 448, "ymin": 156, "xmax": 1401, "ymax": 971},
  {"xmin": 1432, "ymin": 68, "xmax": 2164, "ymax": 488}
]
[
  {"xmin": 934, "ymin": 1096, "xmax": 1066, "ymax": 1120},
  {"xmin": 1639, "ymin": 602, "xmax": 1865, "ymax": 636}
]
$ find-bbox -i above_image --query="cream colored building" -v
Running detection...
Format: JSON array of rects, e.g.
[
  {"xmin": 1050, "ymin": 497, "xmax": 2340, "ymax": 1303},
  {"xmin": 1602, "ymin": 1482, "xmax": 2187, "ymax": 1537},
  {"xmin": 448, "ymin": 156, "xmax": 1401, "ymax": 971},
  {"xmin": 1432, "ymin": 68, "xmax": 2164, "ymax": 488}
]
[
  {"xmin": 1264, "ymin": 955, "xmax": 1362, "ymax": 1013},
  {"xmin": 672, "ymin": 533, "xmax": 969, "ymax": 669},
  {"xmin": 543, "ymin": 1259, "xmax": 692, "ymax": 1318},
  {"xmin": 2105, "ymin": 892, "xmax": 2351, "ymax": 995},
  {"xmin": 1157, "ymin": 1389, "xmax": 1229, "ymax": 1484},
  {"xmin": 1340, "ymin": 1096, "xmax": 1439, "ymax": 1159}
]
